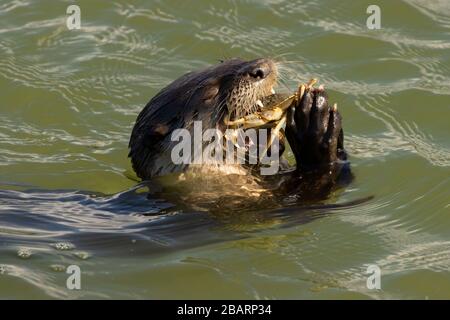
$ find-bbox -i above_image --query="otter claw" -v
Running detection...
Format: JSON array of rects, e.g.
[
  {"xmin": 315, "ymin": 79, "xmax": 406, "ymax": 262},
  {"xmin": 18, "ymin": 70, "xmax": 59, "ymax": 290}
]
[{"xmin": 295, "ymin": 79, "xmax": 316, "ymax": 103}]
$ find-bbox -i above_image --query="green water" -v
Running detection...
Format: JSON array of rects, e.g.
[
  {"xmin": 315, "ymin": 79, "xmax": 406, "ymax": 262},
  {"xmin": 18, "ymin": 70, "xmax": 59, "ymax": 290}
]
[{"xmin": 0, "ymin": 0, "xmax": 449, "ymax": 299}]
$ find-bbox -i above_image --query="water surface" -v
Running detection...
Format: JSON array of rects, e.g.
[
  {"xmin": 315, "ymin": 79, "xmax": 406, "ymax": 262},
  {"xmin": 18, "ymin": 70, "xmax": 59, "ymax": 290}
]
[{"xmin": 0, "ymin": 0, "xmax": 449, "ymax": 299}]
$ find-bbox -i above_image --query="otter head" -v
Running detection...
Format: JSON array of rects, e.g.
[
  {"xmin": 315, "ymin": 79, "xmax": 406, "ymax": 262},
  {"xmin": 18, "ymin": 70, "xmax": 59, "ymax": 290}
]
[
  {"xmin": 129, "ymin": 58, "xmax": 279, "ymax": 179},
  {"xmin": 219, "ymin": 58, "xmax": 278, "ymax": 122}
]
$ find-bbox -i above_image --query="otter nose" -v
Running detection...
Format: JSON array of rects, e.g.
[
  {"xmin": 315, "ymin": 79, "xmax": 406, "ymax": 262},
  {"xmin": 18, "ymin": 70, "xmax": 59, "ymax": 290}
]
[{"xmin": 249, "ymin": 66, "xmax": 269, "ymax": 79}]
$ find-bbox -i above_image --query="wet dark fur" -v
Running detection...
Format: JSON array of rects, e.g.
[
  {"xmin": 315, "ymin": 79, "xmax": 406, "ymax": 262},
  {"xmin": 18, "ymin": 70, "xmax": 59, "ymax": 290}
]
[
  {"xmin": 129, "ymin": 58, "xmax": 351, "ymax": 200},
  {"xmin": 129, "ymin": 58, "xmax": 276, "ymax": 179}
]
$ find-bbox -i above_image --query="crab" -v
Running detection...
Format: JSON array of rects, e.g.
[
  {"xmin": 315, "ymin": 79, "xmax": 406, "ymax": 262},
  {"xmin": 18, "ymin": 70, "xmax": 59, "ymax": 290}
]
[{"xmin": 224, "ymin": 79, "xmax": 338, "ymax": 157}]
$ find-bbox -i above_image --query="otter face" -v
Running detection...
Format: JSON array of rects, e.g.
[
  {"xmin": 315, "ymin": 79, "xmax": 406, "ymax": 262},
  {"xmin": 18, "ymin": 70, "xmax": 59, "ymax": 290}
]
[{"xmin": 222, "ymin": 58, "xmax": 278, "ymax": 122}]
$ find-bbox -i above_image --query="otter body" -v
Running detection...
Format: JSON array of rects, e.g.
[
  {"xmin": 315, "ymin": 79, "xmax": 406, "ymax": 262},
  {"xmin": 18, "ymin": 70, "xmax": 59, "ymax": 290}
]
[{"xmin": 129, "ymin": 58, "xmax": 349, "ymax": 200}]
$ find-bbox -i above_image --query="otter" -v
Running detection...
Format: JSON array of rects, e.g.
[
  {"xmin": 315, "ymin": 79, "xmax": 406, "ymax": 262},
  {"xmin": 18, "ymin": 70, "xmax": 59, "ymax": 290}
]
[{"xmin": 129, "ymin": 58, "xmax": 350, "ymax": 202}]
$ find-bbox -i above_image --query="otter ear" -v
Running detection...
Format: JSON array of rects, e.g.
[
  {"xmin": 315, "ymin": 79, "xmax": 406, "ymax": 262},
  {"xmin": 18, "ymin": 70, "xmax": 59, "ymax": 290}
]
[
  {"xmin": 140, "ymin": 124, "xmax": 170, "ymax": 149},
  {"xmin": 202, "ymin": 85, "xmax": 219, "ymax": 104}
]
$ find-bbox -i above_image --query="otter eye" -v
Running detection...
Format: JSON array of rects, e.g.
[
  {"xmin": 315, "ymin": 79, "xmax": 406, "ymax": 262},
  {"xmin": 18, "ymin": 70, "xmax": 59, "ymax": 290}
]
[{"xmin": 249, "ymin": 68, "xmax": 266, "ymax": 79}]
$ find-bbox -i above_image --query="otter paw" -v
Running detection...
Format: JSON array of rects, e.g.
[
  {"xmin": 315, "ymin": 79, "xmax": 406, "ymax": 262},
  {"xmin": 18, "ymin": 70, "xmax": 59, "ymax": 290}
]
[{"xmin": 285, "ymin": 86, "xmax": 346, "ymax": 170}]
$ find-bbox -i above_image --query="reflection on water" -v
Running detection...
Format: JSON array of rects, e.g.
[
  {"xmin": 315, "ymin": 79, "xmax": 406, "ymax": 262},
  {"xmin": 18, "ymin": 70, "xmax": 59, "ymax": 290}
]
[
  {"xmin": 0, "ymin": 176, "xmax": 370, "ymax": 254},
  {"xmin": 0, "ymin": 180, "xmax": 371, "ymax": 299},
  {"xmin": 0, "ymin": 0, "xmax": 449, "ymax": 299}
]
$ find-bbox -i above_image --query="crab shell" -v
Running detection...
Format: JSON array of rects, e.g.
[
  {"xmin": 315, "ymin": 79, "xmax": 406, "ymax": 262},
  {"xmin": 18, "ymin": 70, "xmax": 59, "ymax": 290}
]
[
  {"xmin": 224, "ymin": 79, "xmax": 319, "ymax": 157},
  {"xmin": 224, "ymin": 79, "xmax": 317, "ymax": 130}
]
